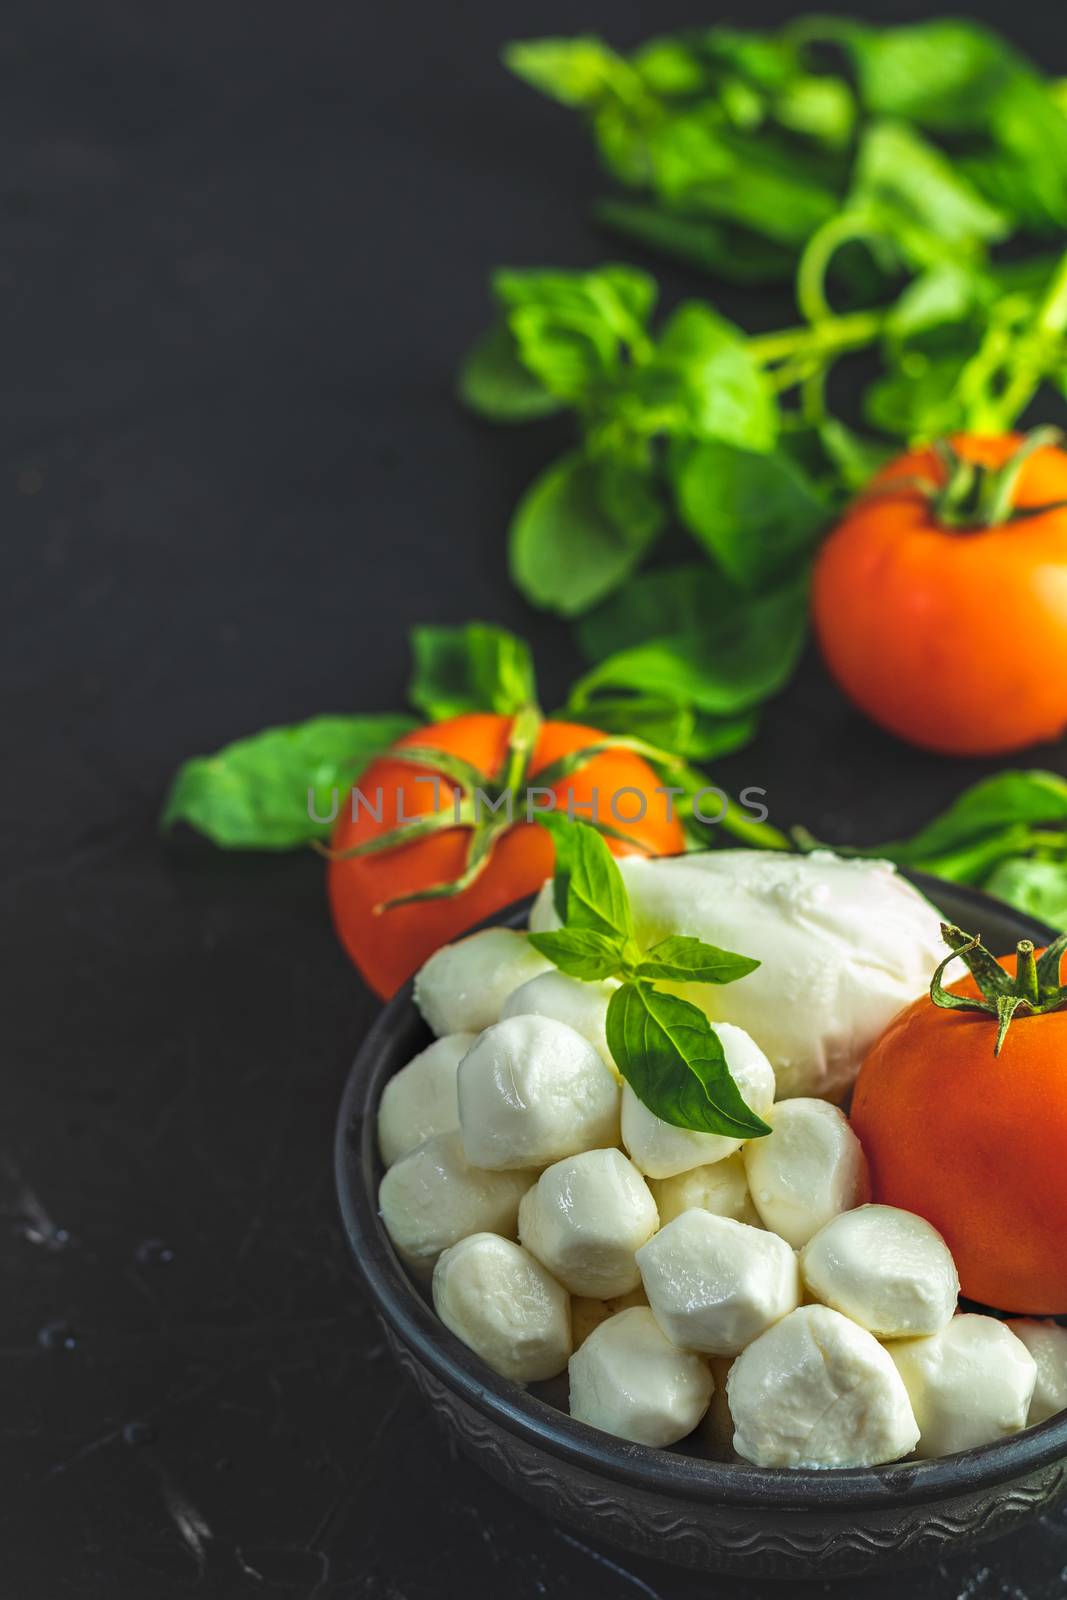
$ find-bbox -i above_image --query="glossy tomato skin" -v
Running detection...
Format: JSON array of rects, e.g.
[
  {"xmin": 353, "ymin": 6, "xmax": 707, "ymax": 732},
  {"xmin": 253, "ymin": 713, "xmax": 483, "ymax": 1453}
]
[
  {"xmin": 327, "ymin": 713, "xmax": 686, "ymax": 999},
  {"xmin": 851, "ymin": 954, "xmax": 1067, "ymax": 1314},
  {"xmin": 812, "ymin": 434, "xmax": 1067, "ymax": 755}
]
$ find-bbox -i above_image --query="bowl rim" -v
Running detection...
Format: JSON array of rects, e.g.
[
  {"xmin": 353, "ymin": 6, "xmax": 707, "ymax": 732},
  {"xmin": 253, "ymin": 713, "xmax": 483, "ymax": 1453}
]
[{"xmin": 335, "ymin": 866, "xmax": 1067, "ymax": 1511}]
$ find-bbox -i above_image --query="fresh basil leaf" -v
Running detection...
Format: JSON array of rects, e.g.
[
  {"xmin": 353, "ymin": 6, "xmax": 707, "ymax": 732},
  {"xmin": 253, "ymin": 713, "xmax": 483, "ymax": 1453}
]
[
  {"xmin": 987, "ymin": 74, "xmax": 1067, "ymax": 231},
  {"xmin": 576, "ymin": 562, "xmax": 739, "ymax": 662},
  {"xmin": 457, "ymin": 322, "xmax": 564, "ymax": 421},
  {"xmin": 671, "ymin": 440, "xmax": 827, "ymax": 589},
  {"xmin": 773, "ymin": 74, "xmax": 854, "ymax": 149},
  {"xmin": 985, "ymin": 859, "xmax": 1067, "ymax": 932},
  {"xmin": 490, "ymin": 266, "xmax": 657, "ymax": 404},
  {"xmin": 635, "ymin": 935, "xmax": 760, "ymax": 984},
  {"xmin": 595, "ymin": 198, "xmax": 793, "ymax": 283},
  {"xmin": 852, "ymin": 121, "xmax": 1008, "ymax": 249},
  {"xmin": 540, "ymin": 815, "xmax": 635, "ymax": 942},
  {"xmin": 509, "ymin": 450, "xmax": 665, "ymax": 617},
  {"xmin": 877, "ymin": 772, "xmax": 1067, "ymax": 864},
  {"xmin": 607, "ymin": 982, "xmax": 770, "ymax": 1136},
  {"xmin": 840, "ymin": 20, "xmax": 1012, "ymax": 133},
  {"xmin": 503, "ymin": 35, "xmax": 634, "ymax": 108},
  {"xmin": 562, "ymin": 690, "xmax": 758, "ymax": 762},
  {"xmin": 886, "ymin": 265, "xmax": 982, "ymax": 341},
  {"xmin": 528, "ymin": 927, "xmax": 628, "ymax": 980},
  {"xmin": 570, "ymin": 576, "xmax": 808, "ymax": 716},
  {"xmin": 161, "ymin": 714, "xmax": 416, "ymax": 850},
  {"xmin": 408, "ymin": 622, "xmax": 537, "ymax": 721},
  {"xmin": 638, "ymin": 303, "xmax": 778, "ymax": 451}
]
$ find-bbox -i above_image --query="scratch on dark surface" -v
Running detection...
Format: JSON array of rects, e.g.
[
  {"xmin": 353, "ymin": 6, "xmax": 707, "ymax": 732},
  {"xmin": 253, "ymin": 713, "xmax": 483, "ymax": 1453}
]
[
  {"xmin": 46, "ymin": 1426, "xmax": 122, "ymax": 1478},
  {"xmin": 0, "ymin": 1158, "xmax": 71, "ymax": 1251},
  {"xmin": 159, "ymin": 1470, "xmax": 214, "ymax": 1575},
  {"xmin": 553, "ymin": 1530, "xmax": 665, "ymax": 1600}
]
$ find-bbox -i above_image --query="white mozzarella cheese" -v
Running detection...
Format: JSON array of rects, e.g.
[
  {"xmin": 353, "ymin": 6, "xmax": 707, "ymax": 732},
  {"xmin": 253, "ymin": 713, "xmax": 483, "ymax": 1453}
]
[
  {"xmin": 1008, "ymin": 1320, "xmax": 1067, "ymax": 1425},
  {"xmin": 501, "ymin": 970, "xmax": 619, "ymax": 1070},
  {"xmin": 650, "ymin": 1153, "xmax": 761, "ymax": 1229},
  {"xmin": 636, "ymin": 1209, "xmax": 799, "ymax": 1356},
  {"xmin": 377, "ymin": 1033, "xmax": 475, "ymax": 1167},
  {"xmin": 568, "ymin": 1306, "xmax": 713, "ymax": 1446},
  {"xmin": 889, "ymin": 1315, "xmax": 1037, "ymax": 1458},
  {"xmin": 518, "ymin": 1147, "xmax": 658, "ymax": 1298},
  {"xmin": 414, "ymin": 928, "xmax": 550, "ymax": 1036},
  {"xmin": 433, "ymin": 1232, "xmax": 571, "ymax": 1384},
  {"xmin": 800, "ymin": 1204, "xmax": 959, "ymax": 1338},
  {"xmin": 742, "ymin": 1099, "xmax": 869, "ymax": 1248},
  {"xmin": 378, "ymin": 1131, "xmax": 533, "ymax": 1273},
  {"xmin": 458, "ymin": 1014, "xmax": 619, "ymax": 1170},
  {"xmin": 728, "ymin": 1304, "xmax": 920, "ymax": 1467}
]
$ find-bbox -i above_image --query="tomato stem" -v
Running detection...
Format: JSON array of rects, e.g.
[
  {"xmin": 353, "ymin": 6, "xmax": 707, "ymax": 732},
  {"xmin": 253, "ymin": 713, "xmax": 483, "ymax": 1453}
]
[{"xmin": 929, "ymin": 922, "xmax": 1067, "ymax": 1055}]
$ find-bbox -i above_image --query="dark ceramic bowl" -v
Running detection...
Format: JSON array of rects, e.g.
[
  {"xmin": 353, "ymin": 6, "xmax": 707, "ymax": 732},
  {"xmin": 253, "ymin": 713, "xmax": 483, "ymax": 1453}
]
[{"xmin": 336, "ymin": 872, "xmax": 1067, "ymax": 1580}]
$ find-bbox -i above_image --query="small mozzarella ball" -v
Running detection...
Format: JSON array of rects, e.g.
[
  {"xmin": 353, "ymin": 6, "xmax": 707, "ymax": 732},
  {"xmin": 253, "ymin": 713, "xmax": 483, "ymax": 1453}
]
[
  {"xmin": 650, "ymin": 1154, "xmax": 761, "ymax": 1229},
  {"xmin": 377, "ymin": 1033, "xmax": 475, "ymax": 1167},
  {"xmin": 637, "ymin": 1210, "xmax": 799, "ymax": 1357},
  {"xmin": 728, "ymin": 1304, "xmax": 920, "ymax": 1468},
  {"xmin": 378, "ymin": 1131, "xmax": 533, "ymax": 1273},
  {"xmin": 889, "ymin": 1315, "xmax": 1037, "ymax": 1459},
  {"xmin": 528, "ymin": 880, "xmax": 559, "ymax": 934},
  {"xmin": 414, "ymin": 929, "xmax": 551, "ymax": 1037},
  {"xmin": 458, "ymin": 1015, "xmax": 619, "ymax": 1170},
  {"xmin": 569, "ymin": 1306, "xmax": 713, "ymax": 1447},
  {"xmin": 800, "ymin": 1205, "xmax": 959, "ymax": 1338},
  {"xmin": 1009, "ymin": 1320, "xmax": 1067, "ymax": 1424},
  {"xmin": 501, "ymin": 970, "xmax": 618, "ymax": 1069},
  {"xmin": 621, "ymin": 1023, "xmax": 776, "ymax": 1180},
  {"xmin": 742, "ymin": 1099, "xmax": 869, "ymax": 1248},
  {"xmin": 518, "ymin": 1149, "xmax": 658, "ymax": 1298},
  {"xmin": 571, "ymin": 1287, "xmax": 648, "ymax": 1349},
  {"xmin": 432, "ymin": 1232, "xmax": 571, "ymax": 1384}
]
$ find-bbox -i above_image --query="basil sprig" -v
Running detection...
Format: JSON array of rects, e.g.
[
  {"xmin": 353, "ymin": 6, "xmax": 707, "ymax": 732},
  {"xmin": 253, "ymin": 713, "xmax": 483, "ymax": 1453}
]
[{"xmin": 530, "ymin": 818, "xmax": 769, "ymax": 1138}]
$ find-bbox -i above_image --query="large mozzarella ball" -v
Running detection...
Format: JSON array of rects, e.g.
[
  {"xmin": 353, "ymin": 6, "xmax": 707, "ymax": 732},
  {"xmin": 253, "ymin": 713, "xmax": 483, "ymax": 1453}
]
[
  {"xmin": 650, "ymin": 1153, "xmax": 761, "ymax": 1229},
  {"xmin": 569, "ymin": 1306, "xmax": 713, "ymax": 1447},
  {"xmin": 571, "ymin": 1287, "xmax": 648, "ymax": 1349},
  {"xmin": 743, "ymin": 1099, "xmax": 869, "ymax": 1248},
  {"xmin": 458, "ymin": 1014, "xmax": 619, "ymax": 1170},
  {"xmin": 532, "ymin": 850, "xmax": 945, "ymax": 1100},
  {"xmin": 501, "ymin": 970, "xmax": 618, "ymax": 1069},
  {"xmin": 1009, "ymin": 1320, "xmax": 1067, "ymax": 1425},
  {"xmin": 728, "ymin": 1304, "xmax": 920, "ymax": 1468},
  {"xmin": 800, "ymin": 1205, "xmax": 959, "ymax": 1338},
  {"xmin": 637, "ymin": 1210, "xmax": 799, "ymax": 1356},
  {"xmin": 432, "ymin": 1232, "xmax": 571, "ymax": 1384},
  {"xmin": 378, "ymin": 1131, "xmax": 533, "ymax": 1273},
  {"xmin": 414, "ymin": 929, "xmax": 550, "ymax": 1037},
  {"xmin": 621, "ymin": 1023, "xmax": 775, "ymax": 1180},
  {"xmin": 518, "ymin": 1148, "xmax": 658, "ymax": 1297},
  {"xmin": 889, "ymin": 1315, "xmax": 1037, "ymax": 1458},
  {"xmin": 377, "ymin": 1033, "xmax": 475, "ymax": 1167}
]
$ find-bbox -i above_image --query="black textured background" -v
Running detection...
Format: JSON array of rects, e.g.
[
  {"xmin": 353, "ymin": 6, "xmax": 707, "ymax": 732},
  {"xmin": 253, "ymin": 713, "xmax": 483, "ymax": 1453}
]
[{"xmin": 5, "ymin": 2, "xmax": 1067, "ymax": 1596}]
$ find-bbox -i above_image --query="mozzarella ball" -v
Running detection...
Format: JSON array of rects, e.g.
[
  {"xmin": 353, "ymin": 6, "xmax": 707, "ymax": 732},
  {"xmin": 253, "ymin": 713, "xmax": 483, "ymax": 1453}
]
[
  {"xmin": 800, "ymin": 1205, "xmax": 959, "ymax": 1338},
  {"xmin": 518, "ymin": 1149, "xmax": 658, "ymax": 1297},
  {"xmin": 569, "ymin": 1306, "xmax": 713, "ymax": 1446},
  {"xmin": 501, "ymin": 970, "xmax": 618, "ymax": 1070},
  {"xmin": 728, "ymin": 1304, "xmax": 920, "ymax": 1468},
  {"xmin": 637, "ymin": 1210, "xmax": 799, "ymax": 1356},
  {"xmin": 650, "ymin": 1153, "xmax": 761, "ymax": 1229},
  {"xmin": 378, "ymin": 1131, "xmax": 533, "ymax": 1273},
  {"xmin": 889, "ymin": 1315, "xmax": 1037, "ymax": 1458},
  {"xmin": 414, "ymin": 929, "xmax": 550, "ymax": 1037},
  {"xmin": 432, "ymin": 1232, "xmax": 571, "ymax": 1384},
  {"xmin": 743, "ymin": 1099, "xmax": 869, "ymax": 1248},
  {"xmin": 458, "ymin": 1014, "xmax": 619, "ymax": 1170},
  {"xmin": 533, "ymin": 850, "xmax": 946, "ymax": 1101},
  {"xmin": 377, "ymin": 1033, "xmax": 475, "ymax": 1167},
  {"xmin": 1009, "ymin": 1320, "xmax": 1067, "ymax": 1425},
  {"xmin": 621, "ymin": 1023, "xmax": 775, "ymax": 1179},
  {"xmin": 571, "ymin": 1287, "xmax": 648, "ymax": 1349}
]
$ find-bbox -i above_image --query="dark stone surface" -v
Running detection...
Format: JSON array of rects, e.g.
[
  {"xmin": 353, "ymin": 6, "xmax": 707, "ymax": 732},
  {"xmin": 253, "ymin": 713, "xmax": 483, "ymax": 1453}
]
[{"xmin": 3, "ymin": 2, "xmax": 1067, "ymax": 1596}]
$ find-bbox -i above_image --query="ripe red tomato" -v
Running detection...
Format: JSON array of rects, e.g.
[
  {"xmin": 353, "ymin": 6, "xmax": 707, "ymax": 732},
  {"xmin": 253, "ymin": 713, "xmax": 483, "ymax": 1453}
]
[
  {"xmin": 812, "ymin": 432, "xmax": 1067, "ymax": 755},
  {"xmin": 327, "ymin": 712, "xmax": 685, "ymax": 997},
  {"xmin": 852, "ymin": 948, "xmax": 1067, "ymax": 1314}
]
